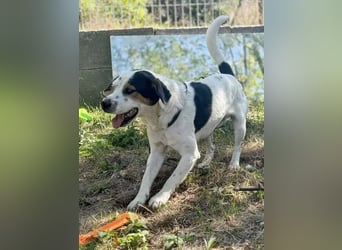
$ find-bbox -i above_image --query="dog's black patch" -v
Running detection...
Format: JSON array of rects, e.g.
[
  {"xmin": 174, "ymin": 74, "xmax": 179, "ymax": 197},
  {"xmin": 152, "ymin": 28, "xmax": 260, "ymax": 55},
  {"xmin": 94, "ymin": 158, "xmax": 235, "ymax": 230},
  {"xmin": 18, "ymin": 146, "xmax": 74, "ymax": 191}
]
[
  {"xmin": 128, "ymin": 71, "xmax": 171, "ymax": 105},
  {"xmin": 190, "ymin": 82, "xmax": 212, "ymax": 133},
  {"xmin": 219, "ymin": 61, "xmax": 234, "ymax": 76}
]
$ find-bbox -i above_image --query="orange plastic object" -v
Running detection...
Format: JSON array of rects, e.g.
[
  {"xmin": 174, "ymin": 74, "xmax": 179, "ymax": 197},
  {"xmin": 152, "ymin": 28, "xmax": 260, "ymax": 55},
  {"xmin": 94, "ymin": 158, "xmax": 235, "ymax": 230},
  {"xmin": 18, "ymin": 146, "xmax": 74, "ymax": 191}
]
[{"xmin": 79, "ymin": 212, "xmax": 139, "ymax": 246}]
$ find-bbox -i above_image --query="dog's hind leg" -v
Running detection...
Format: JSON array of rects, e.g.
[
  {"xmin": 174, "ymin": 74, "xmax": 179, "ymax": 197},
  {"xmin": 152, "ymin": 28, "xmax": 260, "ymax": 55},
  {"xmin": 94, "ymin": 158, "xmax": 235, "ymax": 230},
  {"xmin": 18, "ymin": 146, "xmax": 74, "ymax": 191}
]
[
  {"xmin": 229, "ymin": 113, "xmax": 246, "ymax": 169},
  {"xmin": 127, "ymin": 143, "xmax": 166, "ymax": 210},
  {"xmin": 198, "ymin": 134, "xmax": 215, "ymax": 168}
]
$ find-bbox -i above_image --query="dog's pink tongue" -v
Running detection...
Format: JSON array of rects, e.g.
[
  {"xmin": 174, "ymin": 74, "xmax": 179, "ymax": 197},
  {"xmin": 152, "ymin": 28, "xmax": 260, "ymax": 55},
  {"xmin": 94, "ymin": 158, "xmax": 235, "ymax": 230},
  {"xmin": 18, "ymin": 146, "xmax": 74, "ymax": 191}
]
[{"xmin": 112, "ymin": 114, "xmax": 124, "ymax": 128}]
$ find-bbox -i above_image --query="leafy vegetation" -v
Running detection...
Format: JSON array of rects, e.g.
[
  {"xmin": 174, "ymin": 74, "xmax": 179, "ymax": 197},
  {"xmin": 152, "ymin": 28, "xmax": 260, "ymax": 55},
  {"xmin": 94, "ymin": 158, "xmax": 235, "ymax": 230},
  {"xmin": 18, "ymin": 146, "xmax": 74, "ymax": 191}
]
[
  {"xmin": 79, "ymin": 0, "xmax": 264, "ymax": 30},
  {"xmin": 80, "ymin": 0, "xmax": 151, "ymax": 29}
]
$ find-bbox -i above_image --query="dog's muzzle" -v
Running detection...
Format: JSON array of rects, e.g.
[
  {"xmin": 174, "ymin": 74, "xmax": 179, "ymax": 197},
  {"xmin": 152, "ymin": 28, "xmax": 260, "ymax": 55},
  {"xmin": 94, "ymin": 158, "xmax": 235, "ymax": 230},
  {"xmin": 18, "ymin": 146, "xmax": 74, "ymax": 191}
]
[{"xmin": 101, "ymin": 98, "xmax": 117, "ymax": 112}]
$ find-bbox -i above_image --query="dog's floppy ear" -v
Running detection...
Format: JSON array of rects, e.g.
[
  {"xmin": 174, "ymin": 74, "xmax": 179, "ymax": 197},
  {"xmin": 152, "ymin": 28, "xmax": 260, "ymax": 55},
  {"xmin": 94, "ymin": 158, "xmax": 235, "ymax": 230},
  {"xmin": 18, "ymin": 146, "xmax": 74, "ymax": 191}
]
[
  {"xmin": 128, "ymin": 70, "xmax": 171, "ymax": 106},
  {"xmin": 152, "ymin": 78, "xmax": 171, "ymax": 104}
]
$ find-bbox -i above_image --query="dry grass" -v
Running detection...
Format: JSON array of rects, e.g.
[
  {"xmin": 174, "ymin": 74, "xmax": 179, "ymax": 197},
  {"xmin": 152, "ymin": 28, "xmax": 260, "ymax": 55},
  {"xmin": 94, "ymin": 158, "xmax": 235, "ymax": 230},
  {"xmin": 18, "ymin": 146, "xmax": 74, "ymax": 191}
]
[{"xmin": 79, "ymin": 103, "xmax": 264, "ymax": 249}]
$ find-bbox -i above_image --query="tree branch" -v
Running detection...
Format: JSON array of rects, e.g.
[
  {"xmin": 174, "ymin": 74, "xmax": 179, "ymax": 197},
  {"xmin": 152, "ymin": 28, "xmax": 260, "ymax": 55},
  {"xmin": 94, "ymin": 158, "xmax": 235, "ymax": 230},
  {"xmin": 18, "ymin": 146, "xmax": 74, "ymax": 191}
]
[{"xmin": 234, "ymin": 182, "xmax": 264, "ymax": 191}]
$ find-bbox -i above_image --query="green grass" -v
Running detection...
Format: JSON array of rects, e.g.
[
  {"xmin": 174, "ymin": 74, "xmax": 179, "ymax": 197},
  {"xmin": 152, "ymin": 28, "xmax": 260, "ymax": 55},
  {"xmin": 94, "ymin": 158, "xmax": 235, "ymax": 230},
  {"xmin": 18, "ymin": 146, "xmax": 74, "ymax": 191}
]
[
  {"xmin": 79, "ymin": 106, "xmax": 148, "ymax": 158},
  {"xmin": 79, "ymin": 101, "xmax": 264, "ymax": 249}
]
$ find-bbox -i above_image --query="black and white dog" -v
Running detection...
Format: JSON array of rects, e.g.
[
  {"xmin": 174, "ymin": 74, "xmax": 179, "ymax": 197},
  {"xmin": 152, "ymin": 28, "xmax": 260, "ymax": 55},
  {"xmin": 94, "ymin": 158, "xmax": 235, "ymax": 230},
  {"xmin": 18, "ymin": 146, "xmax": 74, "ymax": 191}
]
[{"xmin": 101, "ymin": 16, "xmax": 248, "ymax": 210}]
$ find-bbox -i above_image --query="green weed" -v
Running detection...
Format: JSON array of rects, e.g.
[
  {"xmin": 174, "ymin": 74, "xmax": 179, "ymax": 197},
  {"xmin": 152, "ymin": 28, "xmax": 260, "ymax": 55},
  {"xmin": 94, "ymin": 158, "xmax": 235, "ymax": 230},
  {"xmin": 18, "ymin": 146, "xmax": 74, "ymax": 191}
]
[
  {"xmin": 163, "ymin": 232, "xmax": 195, "ymax": 250},
  {"xmin": 204, "ymin": 235, "xmax": 217, "ymax": 250},
  {"xmin": 164, "ymin": 234, "xmax": 184, "ymax": 250},
  {"xmin": 108, "ymin": 125, "xmax": 148, "ymax": 148},
  {"xmin": 117, "ymin": 215, "xmax": 149, "ymax": 250},
  {"xmin": 89, "ymin": 182, "xmax": 111, "ymax": 195}
]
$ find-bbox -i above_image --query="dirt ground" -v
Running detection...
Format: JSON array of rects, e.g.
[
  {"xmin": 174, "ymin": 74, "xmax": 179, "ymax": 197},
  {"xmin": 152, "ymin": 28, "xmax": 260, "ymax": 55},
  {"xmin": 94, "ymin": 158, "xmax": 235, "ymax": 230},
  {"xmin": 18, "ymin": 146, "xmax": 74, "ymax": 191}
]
[{"xmin": 79, "ymin": 133, "xmax": 264, "ymax": 249}]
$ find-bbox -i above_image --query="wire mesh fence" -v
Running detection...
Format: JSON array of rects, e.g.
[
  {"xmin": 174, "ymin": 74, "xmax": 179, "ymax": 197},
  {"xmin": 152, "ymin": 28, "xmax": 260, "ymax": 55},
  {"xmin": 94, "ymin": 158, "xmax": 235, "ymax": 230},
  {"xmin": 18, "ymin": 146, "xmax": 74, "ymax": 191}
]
[{"xmin": 79, "ymin": 0, "xmax": 264, "ymax": 31}]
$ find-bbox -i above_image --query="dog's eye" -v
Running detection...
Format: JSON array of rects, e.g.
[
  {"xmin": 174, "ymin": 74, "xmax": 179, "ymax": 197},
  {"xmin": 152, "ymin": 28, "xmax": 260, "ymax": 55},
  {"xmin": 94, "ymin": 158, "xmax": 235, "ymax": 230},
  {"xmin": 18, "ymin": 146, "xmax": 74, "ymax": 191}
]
[{"xmin": 123, "ymin": 88, "xmax": 136, "ymax": 95}]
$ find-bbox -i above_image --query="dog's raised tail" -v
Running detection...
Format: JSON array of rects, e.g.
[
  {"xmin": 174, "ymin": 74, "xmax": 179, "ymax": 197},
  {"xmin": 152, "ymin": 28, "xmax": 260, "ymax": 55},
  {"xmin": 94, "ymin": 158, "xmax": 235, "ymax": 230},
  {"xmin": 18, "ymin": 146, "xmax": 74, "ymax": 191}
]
[{"xmin": 206, "ymin": 15, "xmax": 234, "ymax": 76}]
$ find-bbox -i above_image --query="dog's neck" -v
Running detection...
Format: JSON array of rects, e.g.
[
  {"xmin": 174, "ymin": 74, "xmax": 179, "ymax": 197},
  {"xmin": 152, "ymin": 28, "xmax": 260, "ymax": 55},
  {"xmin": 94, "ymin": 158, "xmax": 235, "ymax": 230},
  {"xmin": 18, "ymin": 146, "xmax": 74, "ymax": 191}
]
[
  {"xmin": 139, "ymin": 105, "xmax": 161, "ymax": 131},
  {"xmin": 139, "ymin": 79, "xmax": 187, "ymax": 131}
]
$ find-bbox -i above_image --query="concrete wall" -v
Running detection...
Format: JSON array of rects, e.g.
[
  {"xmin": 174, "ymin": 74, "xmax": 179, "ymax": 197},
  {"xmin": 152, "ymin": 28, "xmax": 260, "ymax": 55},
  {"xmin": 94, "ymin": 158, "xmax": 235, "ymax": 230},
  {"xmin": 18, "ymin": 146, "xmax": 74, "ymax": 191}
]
[
  {"xmin": 79, "ymin": 28, "xmax": 153, "ymax": 107},
  {"xmin": 80, "ymin": 31, "xmax": 113, "ymax": 107}
]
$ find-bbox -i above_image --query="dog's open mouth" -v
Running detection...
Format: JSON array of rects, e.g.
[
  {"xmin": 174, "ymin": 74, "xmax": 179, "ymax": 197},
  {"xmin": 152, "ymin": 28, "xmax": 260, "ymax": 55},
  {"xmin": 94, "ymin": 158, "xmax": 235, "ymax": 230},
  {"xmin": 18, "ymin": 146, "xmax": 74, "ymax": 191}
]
[{"xmin": 112, "ymin": 108, "xmax": 139, "ymax": 128}]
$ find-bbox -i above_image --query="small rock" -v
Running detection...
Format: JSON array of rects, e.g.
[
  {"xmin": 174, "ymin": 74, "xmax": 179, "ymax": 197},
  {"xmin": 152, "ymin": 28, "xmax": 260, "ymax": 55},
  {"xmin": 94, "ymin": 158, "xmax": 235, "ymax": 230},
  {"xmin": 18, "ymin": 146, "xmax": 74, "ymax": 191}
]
[
  {"xmin": 119, "ymin": 169, "xmax": 128, "ymax": 178},
  {"xmin": 245, "ymin": 164, "xmax": 256, "ymax": 171}
]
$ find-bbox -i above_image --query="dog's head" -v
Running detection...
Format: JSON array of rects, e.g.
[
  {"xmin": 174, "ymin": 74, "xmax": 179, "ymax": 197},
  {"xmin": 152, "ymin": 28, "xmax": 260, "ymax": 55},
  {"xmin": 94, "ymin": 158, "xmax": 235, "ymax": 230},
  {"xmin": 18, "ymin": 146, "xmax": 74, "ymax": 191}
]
[{"xmin": 101, "ymin": 70, "xmax": 171, "ymax": 128}]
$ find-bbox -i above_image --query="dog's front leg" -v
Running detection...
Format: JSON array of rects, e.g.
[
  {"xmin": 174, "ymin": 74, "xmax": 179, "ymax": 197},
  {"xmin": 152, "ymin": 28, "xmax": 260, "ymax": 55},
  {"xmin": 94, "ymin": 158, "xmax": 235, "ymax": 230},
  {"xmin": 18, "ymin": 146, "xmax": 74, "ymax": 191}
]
[
  {"xmin": 148, "ymin": 147, "xmax": 200, "ymax": 209},
  {"xmin": 127, "ymin": 143, "xmax": 166, "ymax": 210}
]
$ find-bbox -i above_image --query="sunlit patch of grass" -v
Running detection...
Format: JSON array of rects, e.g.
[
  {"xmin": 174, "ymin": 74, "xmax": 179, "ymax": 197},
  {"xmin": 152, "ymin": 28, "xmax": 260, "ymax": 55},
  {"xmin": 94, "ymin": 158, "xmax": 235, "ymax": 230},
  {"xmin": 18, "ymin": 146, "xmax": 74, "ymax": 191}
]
[{"xmin": 79, "ymin": 106, "xmax": 148, "ymax": 158}]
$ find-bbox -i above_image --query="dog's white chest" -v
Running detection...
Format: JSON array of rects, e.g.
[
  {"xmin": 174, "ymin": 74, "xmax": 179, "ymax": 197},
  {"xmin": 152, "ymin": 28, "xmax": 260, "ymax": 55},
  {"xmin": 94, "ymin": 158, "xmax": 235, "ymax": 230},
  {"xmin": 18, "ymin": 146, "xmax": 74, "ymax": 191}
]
[{"xmin": 147, "ymin": 127, "xmax": 169, "ymax": 145}]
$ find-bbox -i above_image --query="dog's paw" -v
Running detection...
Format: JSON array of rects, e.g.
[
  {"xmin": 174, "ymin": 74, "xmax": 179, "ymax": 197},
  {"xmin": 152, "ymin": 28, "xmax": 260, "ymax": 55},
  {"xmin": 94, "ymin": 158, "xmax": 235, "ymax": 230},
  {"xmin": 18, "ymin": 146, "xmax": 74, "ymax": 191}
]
[
  {"xmin": 229, "ymin": 162, "xmax": 240, "ymax": 170},
  {"xmin": 127, "ymin": 196, "xmax": 147, "ymax": 210},
  {"xmin": 197, "ymin": 156, "xmax": 213, "ymax": 169},
  {"xmin": 148, "ymin": 192, "xmax": 171, "ymax": 209}
]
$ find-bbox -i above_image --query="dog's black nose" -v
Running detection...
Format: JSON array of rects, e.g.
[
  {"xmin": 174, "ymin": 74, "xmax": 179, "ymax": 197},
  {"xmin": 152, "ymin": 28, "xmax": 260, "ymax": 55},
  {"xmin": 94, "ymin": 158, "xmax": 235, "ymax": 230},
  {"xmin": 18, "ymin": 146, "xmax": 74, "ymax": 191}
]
[{"xmin": 101, "ymin": 98, "xmax": 112, "ymax": 110}]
